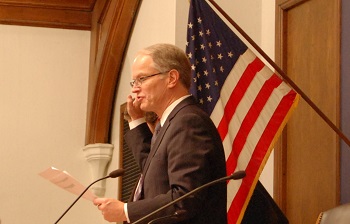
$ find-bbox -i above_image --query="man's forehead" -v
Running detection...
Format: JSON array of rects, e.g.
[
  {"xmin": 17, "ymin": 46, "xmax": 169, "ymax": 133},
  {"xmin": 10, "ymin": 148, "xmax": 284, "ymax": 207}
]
[
  {"xmin": 133, "ymin": 52, "xmax": 151, "ymax": 63},
  {"xmin": 132, "ymin": 54, "xmax": 155, "ymax": 72}
]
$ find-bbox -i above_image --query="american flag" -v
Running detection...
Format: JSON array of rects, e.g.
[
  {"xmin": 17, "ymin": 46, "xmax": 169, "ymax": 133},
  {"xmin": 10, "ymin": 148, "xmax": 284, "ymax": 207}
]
[{"xmin": 186, "ymin": 0, "xmax": 299, "ymax": 223}]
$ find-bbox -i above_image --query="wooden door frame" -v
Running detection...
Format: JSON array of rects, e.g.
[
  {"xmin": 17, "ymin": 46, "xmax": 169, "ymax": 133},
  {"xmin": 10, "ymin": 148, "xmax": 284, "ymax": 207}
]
[
  {"xmin": 274, "ymin": 0, "xmax": 341, "ymax": 213},
  {"xmin": 273, "ymin": 0, "xmax": 311, "ymax": 211}
]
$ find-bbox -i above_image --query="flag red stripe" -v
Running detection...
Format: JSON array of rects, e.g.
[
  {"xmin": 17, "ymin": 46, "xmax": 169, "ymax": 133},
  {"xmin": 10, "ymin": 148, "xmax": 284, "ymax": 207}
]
[
  {"xmin": 225, "ymin": 75, "xmax": 283, "ymax": 176},
  {"xmin": 227, "ymin": 89, "xmax": 297, "ymax": 223},
  {"xmin": 217, "ymin": 57, "xmax": 264, "ymax": 141}
]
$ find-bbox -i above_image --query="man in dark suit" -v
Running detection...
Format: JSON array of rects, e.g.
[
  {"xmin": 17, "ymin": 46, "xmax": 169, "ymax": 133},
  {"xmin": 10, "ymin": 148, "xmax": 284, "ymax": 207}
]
[{"xmin": 94, "ymin": 43, "xmax": 227, "ymax": 223}]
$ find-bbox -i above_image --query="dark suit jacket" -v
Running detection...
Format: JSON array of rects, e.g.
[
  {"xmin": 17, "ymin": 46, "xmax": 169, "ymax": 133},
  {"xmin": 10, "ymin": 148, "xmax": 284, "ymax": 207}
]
[{"xmin": 125, "ymin": 96, "xmax": 227, "ymax": 224}]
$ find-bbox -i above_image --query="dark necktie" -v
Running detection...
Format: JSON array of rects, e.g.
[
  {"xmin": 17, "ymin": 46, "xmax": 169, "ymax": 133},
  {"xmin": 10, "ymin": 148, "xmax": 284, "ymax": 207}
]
[
  {"xmin": 133, "ymin": 122, "xmax": 161, "ymax": 201},
  {"xmin": 151, "ymin": 122, "xmax": 161, "ymax": 146}
]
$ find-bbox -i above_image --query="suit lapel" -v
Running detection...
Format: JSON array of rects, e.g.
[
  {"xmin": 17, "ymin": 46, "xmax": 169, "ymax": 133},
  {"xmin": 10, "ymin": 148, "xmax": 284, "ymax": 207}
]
[{"xmin": 141, "ymin": 96, "xmax": 197, "ymax": 177}]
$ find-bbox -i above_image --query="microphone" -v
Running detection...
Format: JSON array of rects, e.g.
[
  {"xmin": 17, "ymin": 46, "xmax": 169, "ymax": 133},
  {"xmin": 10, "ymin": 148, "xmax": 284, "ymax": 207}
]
[
  {"xmin": 108, "ymin": 169, "xmax": 126, "ymax": 178},
  {"xmin": 132, "ymin": 170, "xmax": 246, "ymax": 224},
  {"xmin": 54, "ymin": 168, "xmax": 125, "ymax": 224}
]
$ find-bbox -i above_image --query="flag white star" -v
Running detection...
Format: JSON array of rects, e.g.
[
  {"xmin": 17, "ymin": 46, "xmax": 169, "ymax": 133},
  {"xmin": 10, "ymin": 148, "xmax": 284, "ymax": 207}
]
[{"xmin": 207, "ymin": 95, "xmax": 213, "ymax": 102}]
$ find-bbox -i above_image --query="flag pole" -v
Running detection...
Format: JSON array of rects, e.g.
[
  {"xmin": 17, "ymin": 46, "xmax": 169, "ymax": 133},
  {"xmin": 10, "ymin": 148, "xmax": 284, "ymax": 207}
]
[{"xmin": 206, "ymin": 0, "xmax": 350, "ymax": 147}]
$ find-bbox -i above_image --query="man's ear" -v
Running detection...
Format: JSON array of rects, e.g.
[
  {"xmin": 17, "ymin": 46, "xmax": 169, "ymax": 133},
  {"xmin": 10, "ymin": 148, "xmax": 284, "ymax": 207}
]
[{"xmin": 167, "ymin": 70, "xmax": 179, "ymax": 88}]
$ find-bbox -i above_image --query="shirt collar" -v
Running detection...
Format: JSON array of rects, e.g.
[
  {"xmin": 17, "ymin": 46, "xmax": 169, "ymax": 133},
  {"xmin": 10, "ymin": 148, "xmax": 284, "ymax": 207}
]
[{"xmin": 159, "ymin": 95, "xmax": 190, "ymax": 126}]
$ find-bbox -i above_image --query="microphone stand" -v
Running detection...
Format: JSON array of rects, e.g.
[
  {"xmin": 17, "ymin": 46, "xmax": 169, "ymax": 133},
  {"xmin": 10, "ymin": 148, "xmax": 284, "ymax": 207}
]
[
  {"xmin": 54, "ymin": 168, "xmax": 125, "ymax": 224},
  {"xmin": 147, "ymin": 210, "xmax": 187, "ymax": 224},
  {"xmin": 54, "ymin": 175, "xmax": 110, "ymax": 224},
  {"xmin": 132, "ymin": 170, "xmax": 246, "ymax": 224}
]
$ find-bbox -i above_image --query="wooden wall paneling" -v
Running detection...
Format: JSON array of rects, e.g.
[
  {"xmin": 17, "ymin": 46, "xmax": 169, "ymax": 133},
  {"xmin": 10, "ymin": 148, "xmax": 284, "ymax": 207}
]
[
  {"xmin": 275, "ymin": 0, "xmax": 341, "ymax": 223},
  {"xmin": 85, "ymin": 0, "xmax": 142, "ymax": 145}
]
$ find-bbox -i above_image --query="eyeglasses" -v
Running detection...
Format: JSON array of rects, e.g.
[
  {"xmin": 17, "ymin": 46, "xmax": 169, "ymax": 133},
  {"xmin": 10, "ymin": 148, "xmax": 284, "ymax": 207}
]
[{"xmin": 130, "ymin": 71, "xmax": 169, "ymax": 87}]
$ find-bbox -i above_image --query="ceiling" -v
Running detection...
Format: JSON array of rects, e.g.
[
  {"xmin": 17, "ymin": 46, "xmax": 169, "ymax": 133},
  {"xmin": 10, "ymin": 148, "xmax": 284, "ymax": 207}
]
[{"xmin": 0, "ymin": 0, "xmax": 98, "ymax": 30}]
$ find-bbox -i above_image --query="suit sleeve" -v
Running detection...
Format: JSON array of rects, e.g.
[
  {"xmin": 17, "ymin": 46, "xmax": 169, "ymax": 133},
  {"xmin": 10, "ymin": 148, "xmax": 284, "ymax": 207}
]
[{"xmin": 124, "ymin": 122, "xmax": 153, "ymax": 171}]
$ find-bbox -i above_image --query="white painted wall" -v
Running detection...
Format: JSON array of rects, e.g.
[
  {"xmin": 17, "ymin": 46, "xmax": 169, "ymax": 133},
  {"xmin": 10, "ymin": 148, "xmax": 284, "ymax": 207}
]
[
  {"xmin": 0, "ymin": 1, "xmax": 275, "ymax": 223},
  {"xmin": 0, "ymin": 25, "xmax": 94, "ymax": 223},
  {"xmin": 260, "ymin": 0, "xmax": 276, "ymax": 194}
]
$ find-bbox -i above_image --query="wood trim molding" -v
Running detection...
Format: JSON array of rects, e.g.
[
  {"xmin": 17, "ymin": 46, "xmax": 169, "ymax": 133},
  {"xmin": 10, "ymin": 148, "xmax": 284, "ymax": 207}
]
[
  {"xmin": 85, "ymin": 0, "xmax": 142, "ymax": 145},
  {"xmin": 274, "ymin": 0, "xmax": 310, "ymax": 212},
  {"xmin": 277, "ymin": 0, "xmax": 309, "ymax": 10},
  {"xmin": 274, "ymin": 0, "xmax": 309, "ymax": 71},
  {"xmin": 0, "ymin": 0, "xmax": 96, "ymax": 9},
  {"xmin": 0, "ymin": 0, "xmax": 96, "ymax": 30},
  {"xmin": 274, "ymin": 0, "xmax": 288, "ymax": 211}
]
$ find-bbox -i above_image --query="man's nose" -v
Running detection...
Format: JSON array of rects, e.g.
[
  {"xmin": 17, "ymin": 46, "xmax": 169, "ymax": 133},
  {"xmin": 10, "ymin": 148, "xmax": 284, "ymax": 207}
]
[{"xmin": 131, "ymin": 86, "xmax": 140, "ymax": 93}]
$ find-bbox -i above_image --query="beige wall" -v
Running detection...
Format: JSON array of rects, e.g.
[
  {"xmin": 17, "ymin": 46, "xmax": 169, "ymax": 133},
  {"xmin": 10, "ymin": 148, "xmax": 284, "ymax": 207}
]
[
  {"xmin": 0, "ymin": 1, "xmax": 275, "ymax": 223},
  {"xmin": 0, "ymin": 25, "xmax": 93, "ymax": 223}
]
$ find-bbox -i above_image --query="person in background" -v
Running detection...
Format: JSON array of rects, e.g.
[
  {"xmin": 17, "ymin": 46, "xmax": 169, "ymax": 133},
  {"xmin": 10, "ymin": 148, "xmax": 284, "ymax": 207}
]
[{"xmin": 94, "ymin": 43, "xmax": 227, "ymax": 224}]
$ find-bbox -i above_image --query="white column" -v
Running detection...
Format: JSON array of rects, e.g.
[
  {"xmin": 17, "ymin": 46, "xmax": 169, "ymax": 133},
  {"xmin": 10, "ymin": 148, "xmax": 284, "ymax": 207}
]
[{"xmin": 83, "ymin": 143, "xmax": 114, "ymax": 196}]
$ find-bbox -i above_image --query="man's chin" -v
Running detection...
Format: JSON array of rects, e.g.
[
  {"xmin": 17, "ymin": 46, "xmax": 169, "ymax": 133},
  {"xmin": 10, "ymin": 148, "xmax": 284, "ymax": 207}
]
[{"xmin": 139, "ymin": 104, "xmax": 147, "ymax": 112}]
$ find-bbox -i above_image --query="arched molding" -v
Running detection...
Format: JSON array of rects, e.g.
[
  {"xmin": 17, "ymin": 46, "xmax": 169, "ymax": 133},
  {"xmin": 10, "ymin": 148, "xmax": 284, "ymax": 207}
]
[{"xmin": 85, "ymin": 0, "xmax": 142, "ymax": 144}]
